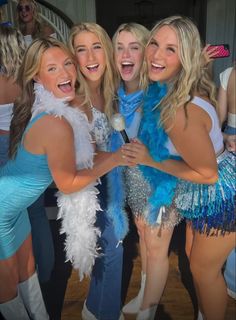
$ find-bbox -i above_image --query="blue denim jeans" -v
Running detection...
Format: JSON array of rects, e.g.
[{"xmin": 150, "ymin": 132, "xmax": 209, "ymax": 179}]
[
  {"xmin": 28, "ymin": 193, "xmax": 55, "ymax": 283},
  {"xmin": 224, "ymin": 248, "xmax": 236, "ymax": 294},
  {"xmin": 86, "ymin": 176, "xmax": 123, "ymax": 320}
]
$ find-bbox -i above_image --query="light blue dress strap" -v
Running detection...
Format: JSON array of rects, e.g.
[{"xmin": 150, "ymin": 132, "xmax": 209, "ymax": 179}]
[{"xmin": 22, "ymin": 112, "xmax": 48, "ymax": 139}]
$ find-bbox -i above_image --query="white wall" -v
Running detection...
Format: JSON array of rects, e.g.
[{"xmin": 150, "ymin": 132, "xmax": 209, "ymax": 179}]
[{"xmin": 47, "ymin": 0, "xmax": 96, "ymax": 24}]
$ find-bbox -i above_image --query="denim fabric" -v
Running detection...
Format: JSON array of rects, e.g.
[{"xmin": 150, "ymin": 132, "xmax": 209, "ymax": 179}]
[
  {"xmin": 224, "ymin": 248, "xmax": 236, "ymax": 294},
  {"xmin": 28, "ymin": 193, "xmax": 55, "ymax": 283},
  {"xmin": 86, "ymin": 176, "xmax": 123, "ymax": 320},
  {"xmin": 224, "ymin": 125, "xmax": 236, "ymax": 135},
  {"xmin": 0, "ymin": 134, "xmax": 9, "ymax": 166}
]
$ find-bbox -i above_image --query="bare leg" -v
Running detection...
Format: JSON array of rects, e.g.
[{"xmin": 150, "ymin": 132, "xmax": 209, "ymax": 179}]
[
  {"xmin": 0, "ymin": 234, "xmax": 35, "ymax": 319},
  {"xmin": 141, "ymin": 225, "xmax": 174, "ymax": 309},
  {"xmin": 135, "ymin": 217, "xmax": 147, "ymax": 273},
  {"xmin": 0, "ymin": 234, "xmax": 34, "ymax": 302},
  {"xmin": 0, "ymin": 255, "xmax": 19, "ymax": 303},
  {"xmin": 190, "ymin": 231, "xmax": 235, "ymax": 320},
  {"xmin": 17, "ymin": 234, "xmax": 35, "ymax": 282},
  {"xmin": 185, "ymin": 222, "xmax": 194, "ymax": 259}
]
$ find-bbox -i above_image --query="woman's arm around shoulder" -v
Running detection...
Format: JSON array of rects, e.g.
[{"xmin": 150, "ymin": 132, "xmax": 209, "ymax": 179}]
[
  {"xmin": 41, "ymin": 115, "xmax": 133, "ymax": 193},
  {"xmin": 122, "ymin": 101, "xmax": 218, "ymax": 184}
]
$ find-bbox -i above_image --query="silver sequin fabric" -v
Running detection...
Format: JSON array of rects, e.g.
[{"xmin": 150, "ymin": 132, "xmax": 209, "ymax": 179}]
[{"xmin": 124, "ymin": 166, "xmax": 182, "ymax": 228}]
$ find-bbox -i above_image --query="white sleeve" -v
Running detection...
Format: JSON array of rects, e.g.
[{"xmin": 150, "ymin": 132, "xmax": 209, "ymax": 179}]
[{"xmin": 219, "ymin": 67, "xmax": 233, "ymax": 90}]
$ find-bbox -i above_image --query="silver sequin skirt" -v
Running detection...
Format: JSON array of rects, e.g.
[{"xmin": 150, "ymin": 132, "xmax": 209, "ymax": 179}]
[{"xmin": 124, "ymin": 166, "xmax": 182, "ymax": 228}]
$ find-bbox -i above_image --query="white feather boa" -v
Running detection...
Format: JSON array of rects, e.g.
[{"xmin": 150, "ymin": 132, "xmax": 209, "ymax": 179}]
[{"xmin": 32, "ymin": 84, "xmax": 101, "ymax": 280}]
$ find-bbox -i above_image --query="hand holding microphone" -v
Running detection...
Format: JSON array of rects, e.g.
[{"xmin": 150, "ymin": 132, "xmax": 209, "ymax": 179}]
[{"xmin": 111, "ymin": 113, "xmax": 130, "ymax": 143}]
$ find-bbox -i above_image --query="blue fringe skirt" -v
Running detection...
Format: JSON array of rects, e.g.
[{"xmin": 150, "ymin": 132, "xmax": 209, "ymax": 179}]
[{"xmin": 174, "ymin": 149, "xmax": 235, "ymax": 234}]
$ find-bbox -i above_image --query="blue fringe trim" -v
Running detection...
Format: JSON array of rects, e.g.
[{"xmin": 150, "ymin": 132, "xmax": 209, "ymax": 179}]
[{"xmin": 175, "ymin": 151, "xmax": 236, "ymax": 232}]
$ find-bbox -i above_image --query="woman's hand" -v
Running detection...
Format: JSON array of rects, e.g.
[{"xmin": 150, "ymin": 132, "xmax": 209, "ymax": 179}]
[
  {"xmin": 202, "ymin": 44, "xmax": 218, "ymax": 65},
  {"xmin": 121, "ymin": 139, "xmax": 154, "ymax": 166},
  {"xmin": 224, "ymin": 134, "xmax": 236, "ymax": 152},
  {"xmin": 112, "ymin": 145, "xmax": 137, "ymax": 167}
]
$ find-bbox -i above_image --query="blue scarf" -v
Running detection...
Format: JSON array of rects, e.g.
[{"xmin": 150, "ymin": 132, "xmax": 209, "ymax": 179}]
[
  {"xmin": 118, "ymin": 85, "xmax": 144, "ymax": 127},
  {"xmin": 138, "ymin": 82, "xmax": 179, "ymax": 225},
  {"xmin": 107, "ymin": 85, "xmax": 144, "ymax": 241}
]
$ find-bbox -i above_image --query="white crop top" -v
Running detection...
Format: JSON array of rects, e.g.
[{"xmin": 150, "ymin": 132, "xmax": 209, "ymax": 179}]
[
  {"xmin": 0, "ymin": 103, "xmax": 13, "ymax": 131},
  {"xmin": 165, "ymin": 96, "xmax": 224, "ymax": 156}
]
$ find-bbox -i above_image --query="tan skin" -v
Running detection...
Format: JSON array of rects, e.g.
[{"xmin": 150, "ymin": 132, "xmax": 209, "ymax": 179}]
[
  {"xmin": 0, "ymin": 46, "xmax": 133, "ymax": 303},
  {"xmin": 122, "ymin": 25, "xmax": 235, "ymax": 320},
  {"xmin": 71, "ymin": 30, "xmax": 106, "ymax": 116}
]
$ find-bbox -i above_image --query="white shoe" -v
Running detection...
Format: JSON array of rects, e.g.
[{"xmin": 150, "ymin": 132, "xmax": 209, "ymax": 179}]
[
  {"xmin": 18, "ymin": 272, "xmax": 49, "ymax": 320},
  {"xmin": 123, "ymin": 272, "xmax": 146, "ymax": 314},
  {"xmin": 136, "ymin": 306, "xmax": 157, "ymax": 320},
  {"xmin": 119, "ymin": 313, "xmax": 125, "ymax": 320},
  {"xmin": 0, "ymin": 293, "xmax": 30, "ymax": 320},
  {"xmin": 82, "ymin": 302, "xmax": 97, "ymax": 320},
  {"xmin": 227, "ymin": 288, "xmax": 236, "ymax": 300},
  {"xmin": 197, "ymin": 310, "xmax": 204, "ymax": 320},
  {"xmin": 82, "ymin": 301, "xmax": 124, "ymax": 320}
]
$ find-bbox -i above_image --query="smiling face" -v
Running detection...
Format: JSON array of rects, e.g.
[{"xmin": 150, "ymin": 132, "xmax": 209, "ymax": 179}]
[
  {"xmin": 146, "ymin": 25, "xmax": 182, "ymax": 83},
  {"xmin": 17, "ymin": 0, "xmax": 34, "ymax": 24},
  {"xmin": 73, "ymin": 31, "xmax": 106, "ymax": 84},
  {"xmin": 35, "ymin": 47, "xmax": 77, "ymax": 101},
  {"xmin": 114, "ymin": 30, "xmax": 144, "ymax": 86}
]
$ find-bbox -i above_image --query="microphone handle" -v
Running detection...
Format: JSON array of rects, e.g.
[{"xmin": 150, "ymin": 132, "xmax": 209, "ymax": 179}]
[{"xmin": 120, "ymin": 130, "xmax": 130, "ymax": 143}]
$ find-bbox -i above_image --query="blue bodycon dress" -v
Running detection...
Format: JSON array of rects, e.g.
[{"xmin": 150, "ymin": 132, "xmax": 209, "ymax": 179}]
[{"xmin": 0, "ymin": 112, "xmax": 53, "ymax": 259}]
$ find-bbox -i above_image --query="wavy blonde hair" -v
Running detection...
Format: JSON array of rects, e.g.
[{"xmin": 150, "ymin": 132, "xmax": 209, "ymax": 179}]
[
  {"xmin": 0, "ymin": 24, "xmax": 26, "ymax": 80},
  {"xmin": 9, "ymin": 37, "xmax": 73, "ymax": 158},
  {"xmin": 16, "ymin": 0, "xmax": 44, "ymax": 39},
  {"xmin": 68, "ymin": 22, "xmax": 119, "ymax": 119},
  {"xmin": 148, "ymin": 16, "xmax": 217, "ymax": 129},
  {"xmin": 112, "ymin": 22, "xmax": 150, "ymax": 90}
]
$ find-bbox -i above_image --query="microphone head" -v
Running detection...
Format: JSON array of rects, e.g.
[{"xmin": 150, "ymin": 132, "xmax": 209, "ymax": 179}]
[{"xmin": 111, "ymin": 113, "xmax": 126, "ymax": 132}]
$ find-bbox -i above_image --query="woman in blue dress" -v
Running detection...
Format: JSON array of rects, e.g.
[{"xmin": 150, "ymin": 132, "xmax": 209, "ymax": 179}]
[{"xmin": 0, "ymin": 37, "xmax": 131, "ymax": 320}]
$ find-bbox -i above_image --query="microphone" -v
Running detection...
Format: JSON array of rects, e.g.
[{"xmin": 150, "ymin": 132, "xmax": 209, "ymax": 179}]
[{"xmin": 111, "ymin": 113, "xmax": 130, "ymax": 143}]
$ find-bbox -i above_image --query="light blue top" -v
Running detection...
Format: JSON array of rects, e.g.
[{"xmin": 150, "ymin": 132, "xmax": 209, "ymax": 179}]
[{"xmin": 0, "ymin": 112, "xmax": 53, "ymax": 259}]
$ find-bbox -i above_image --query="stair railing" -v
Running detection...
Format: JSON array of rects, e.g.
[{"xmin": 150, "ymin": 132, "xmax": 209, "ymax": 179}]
[{"xmin": 2, "ymin": 0, "xmax": 73, "ymax": 43}]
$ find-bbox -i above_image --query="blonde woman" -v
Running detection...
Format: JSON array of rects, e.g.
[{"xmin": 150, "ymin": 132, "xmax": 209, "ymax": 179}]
[
  {"xmin": 111, "ymin": 22, "xmax": 151, "ymax": 314},
  {"xmin": 68, "ymin": 22, "xmax": 125, "ymax": 320},
  {"xmin": 16, "ymin": 0, "xmax": 55, "ymax": 46},
  {"xmin": 122, "ymin": 16, "xmax": 235, "ymax": 320},
  {"xmin": 0, "ymin": 37, "xmax": 130, "ymax": 320}
]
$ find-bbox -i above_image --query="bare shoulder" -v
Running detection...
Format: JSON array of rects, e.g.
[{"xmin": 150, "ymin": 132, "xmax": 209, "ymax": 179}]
[
  {"xmin": 168, "ymin": 100, "xmax": 210, "ymax": 133},
  {"xmin": 37, "ymin": 114, "xmax": 73, "ymax": 139}
]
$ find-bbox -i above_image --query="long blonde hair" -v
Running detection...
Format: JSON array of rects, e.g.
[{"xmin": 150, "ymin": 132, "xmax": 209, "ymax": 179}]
[
  {"xmin": 0, "ymin": 24, "xmax": 26, "ymax": 80},
  {"xmin": 16, "ymin": 0, "xmax": 44, "ymax": 39},
  {"xmin": 9, "ymin": 37, "xmax": 73, "ymax": 158},
  {"xmin": 112, "ymin": 22, "xmax": 150, "ymax": 90},
  {"xmin": 148, "ymin": 16, "xmax": 217, "ymax": 128},
  {"xmin": 68, "ymin": 22, "xmax": 119, "ymax": 119}
]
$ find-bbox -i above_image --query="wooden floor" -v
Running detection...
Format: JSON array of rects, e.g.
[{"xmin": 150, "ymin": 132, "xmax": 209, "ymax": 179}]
[{"xmin": 61, "ymin": 224, "xmax": 236, "ymax": 320}]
